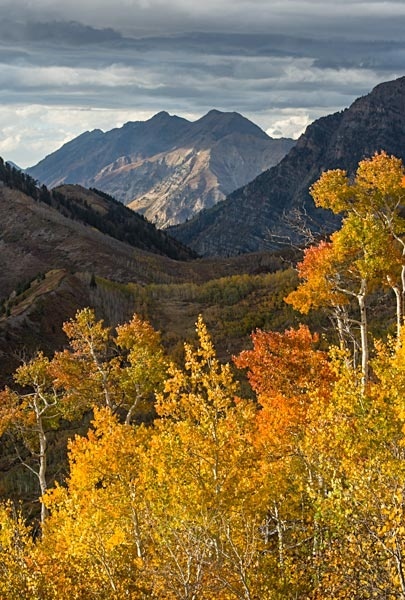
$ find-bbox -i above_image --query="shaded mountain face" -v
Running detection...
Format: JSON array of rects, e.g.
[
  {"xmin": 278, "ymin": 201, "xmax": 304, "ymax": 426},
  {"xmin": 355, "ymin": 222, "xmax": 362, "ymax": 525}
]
[
  {"xmin": 169, "ymin": 76, "xmax": 405, "ymax": 256},
  {"xmin": 26, "ymin": 110, "xmax": 294, "ymax": 228}
]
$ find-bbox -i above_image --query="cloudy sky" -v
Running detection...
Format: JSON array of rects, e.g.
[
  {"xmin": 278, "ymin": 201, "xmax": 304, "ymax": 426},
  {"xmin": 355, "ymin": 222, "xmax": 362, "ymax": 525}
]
[{"xmin": 0, "ymin": 0, "xmax": 404, "ymax": 167}]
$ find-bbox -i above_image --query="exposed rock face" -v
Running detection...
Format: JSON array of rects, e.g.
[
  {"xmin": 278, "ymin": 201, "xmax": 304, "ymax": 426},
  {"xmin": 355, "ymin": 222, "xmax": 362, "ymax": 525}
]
[
  {"xmin": 169, "ymin": 77, "xmax": 405, "ymax": 256},
  {"xmin": 27, "ymin": 110, "xmax": 294, "ymax": 228}
]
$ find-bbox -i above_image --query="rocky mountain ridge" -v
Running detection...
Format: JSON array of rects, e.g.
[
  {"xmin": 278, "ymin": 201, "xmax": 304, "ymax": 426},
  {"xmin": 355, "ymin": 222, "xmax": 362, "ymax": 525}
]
[
  {"xmin": 27, "ymin": 110, "xmax": 294, "ymax": 228},
  {"xmin": 169, "ymin": 76, "xmax": 405, "ymax": 256}
]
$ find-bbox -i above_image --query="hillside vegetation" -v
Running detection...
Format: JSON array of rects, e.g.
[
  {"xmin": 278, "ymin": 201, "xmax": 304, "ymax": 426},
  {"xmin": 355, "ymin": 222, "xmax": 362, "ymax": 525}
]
[
  {"xmin": 0, "ymin": 158, "xmax": 195, "ymax": 261},
  {"xmin": 1, "ymin": 154, "xmax": 405, "ymax": 598},
  {"xmin": 0, "ymin": 158, "xmax": 300, "ymax": 382}
]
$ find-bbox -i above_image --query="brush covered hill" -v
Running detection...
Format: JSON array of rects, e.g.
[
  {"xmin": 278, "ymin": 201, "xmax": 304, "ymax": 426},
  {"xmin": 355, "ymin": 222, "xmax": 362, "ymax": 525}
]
[
  {"xmin": 26, "ymin": 110, "xmax": 294, "ymax": 228},
  {"xmin": 169, "ymin": 76, "xmax": 405, "ymax": 256},
  {"xmin": 0, "ymin": 159, "xmax": 195, "ymax": 289},
  {"xmin": 0, "ymin": 159, "xmax": 301, "ymax": 381}
]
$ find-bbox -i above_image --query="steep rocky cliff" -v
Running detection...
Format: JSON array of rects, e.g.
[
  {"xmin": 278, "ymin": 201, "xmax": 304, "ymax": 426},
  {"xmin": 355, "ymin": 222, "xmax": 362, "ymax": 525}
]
[{"xmin": 169, "ymin": 77, "xmax": 405, "ymax": 256}]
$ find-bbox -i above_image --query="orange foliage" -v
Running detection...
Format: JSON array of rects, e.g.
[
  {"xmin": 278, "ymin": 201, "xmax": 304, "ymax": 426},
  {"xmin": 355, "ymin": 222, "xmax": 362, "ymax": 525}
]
[
  {"xmin": 235, "ymin": 325, "xmax": 334, "ymax": 449},
  {"xmin": 285, "ymin": 241, "xmax": 348, "ymax": 314}
]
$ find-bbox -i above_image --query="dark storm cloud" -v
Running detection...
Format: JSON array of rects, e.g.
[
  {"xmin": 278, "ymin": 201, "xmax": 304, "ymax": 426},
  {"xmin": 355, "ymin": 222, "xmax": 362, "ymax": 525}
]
[
  {"xmin": 3, "ymin": 0, "xmax": 405, "ymax": 39},
  {"xmin": 0, "ymin": 22, "xmax": 402, "ymax": 81},
  {"xmin": 0, "ymin": 19, "xmax": 122, "ymax": 44},
  {"xmin": 0, "ymin": 0, "xmax": 404, "ymax": 165},
  {"xmin": 0, "ymin": 23, "xmax": 398, "ymax": 109}
]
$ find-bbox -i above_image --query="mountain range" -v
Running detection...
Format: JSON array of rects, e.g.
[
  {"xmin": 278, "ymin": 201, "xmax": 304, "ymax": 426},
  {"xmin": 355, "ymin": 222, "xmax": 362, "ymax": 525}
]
[
  {"xmin": 169, "ymin": 76, "xmax": 405, "ymax": 255},
  {"xmin": 27, "ymin": 110, "xmax": 294, "ymax": 228}
]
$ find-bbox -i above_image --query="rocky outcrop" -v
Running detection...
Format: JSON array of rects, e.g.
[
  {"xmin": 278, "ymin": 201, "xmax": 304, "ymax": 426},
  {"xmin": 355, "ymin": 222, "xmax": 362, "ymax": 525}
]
[{"xmin": 169, "ymin": 77, "xmax": 405, "ymax": 256}]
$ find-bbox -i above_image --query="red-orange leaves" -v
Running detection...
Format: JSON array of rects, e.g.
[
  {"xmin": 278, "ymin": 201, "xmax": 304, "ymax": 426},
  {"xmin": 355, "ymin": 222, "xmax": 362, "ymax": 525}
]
[
  {"xmin": 236, "ymin": 325, "xmax": 330, "ymax": 399},
  {"xmin": 235, "ymin": 325, "xmax": 333, "ymax": 449},
  {"xmin": 285, "ymin": 241, "xmax": 348, "ymax": 314}
]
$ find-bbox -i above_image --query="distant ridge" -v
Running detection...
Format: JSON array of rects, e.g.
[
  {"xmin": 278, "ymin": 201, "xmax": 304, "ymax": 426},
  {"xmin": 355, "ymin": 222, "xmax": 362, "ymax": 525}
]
[
  {"xmin": 27, "ymin": 110, "xmax": 294, "ymax": 228},
  {"xmin": 5, "ymin": 160, "xmax": 22, "ymax": 171},
  {"xmin": 169, "ymin": 76, "xmax": 405, "ymax": 256}
]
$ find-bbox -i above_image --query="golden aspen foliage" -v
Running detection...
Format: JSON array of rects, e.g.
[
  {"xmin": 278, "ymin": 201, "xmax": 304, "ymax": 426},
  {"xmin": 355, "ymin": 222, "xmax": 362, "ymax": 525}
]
[
  {"xmin": 3, "ymin": 151, "xmax": 405, "ymax": 599},
  {"xmin": 40, "ymin": 408, "xmax": 151, "ymax": 599},
  {"xmin": 0, "ymin": 502, "xmax": 41, "ymax": 599},
  {"xmin": 0, "ymin": 352, "xmax": 68, "ymax": 522},
  {"xmin": 115, "ymin": 314, "xmax": 168, "ymax": 423},
  {"xmin": 287, "ymin": 152, "xmax": 405, "ymax": 387},
  {"xmin": 145, "ymin": 315, "xmax": 267, "ymax": 600},
  {"xmin": 52, "ymin": 308, "xmax": 167, "ymax": 422},
  {"xmin": 235, "ymin": 325, "xmax": 335, "ymax": 598}
]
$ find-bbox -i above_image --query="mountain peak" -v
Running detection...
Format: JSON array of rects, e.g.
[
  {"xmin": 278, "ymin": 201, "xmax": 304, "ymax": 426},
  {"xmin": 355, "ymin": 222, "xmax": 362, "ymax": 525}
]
[
  {"xmin": 371, "ymin": 75, "xmax": 405, "ymax": 95},
  {"xmin": 205, "ymin": 109, "xmax": 226, "ymax": 117},
  {"xmin": 147, "ymin": 111, "xmax": 191, "ymax": 126},
  {"xmin": 192, "ymin": 110, "xmax": 269, "ymax": 140},
  {"xmin": 200, "ymin": 109, "xmax": 248, "ymax": 123},
  {"xmin": 120, "ymin": 111, "xmax": 180, "ymax": 130},
  {"xmin": 149, "ymin": 110, "xmax": 172, "ymax": 121},
  {"xmin": 26, "ymin": 109, "xmax": 293, "ymax": 227}
]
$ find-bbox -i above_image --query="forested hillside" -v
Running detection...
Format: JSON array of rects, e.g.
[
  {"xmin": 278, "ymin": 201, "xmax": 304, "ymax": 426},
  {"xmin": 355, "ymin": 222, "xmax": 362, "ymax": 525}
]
[
  {"xmin": 1, "ymin": 153, "xmax": 405, "ymax": 598},
  {"xmin": 0, "ymin": 159, "xmax": 195, "ymax": 261}
]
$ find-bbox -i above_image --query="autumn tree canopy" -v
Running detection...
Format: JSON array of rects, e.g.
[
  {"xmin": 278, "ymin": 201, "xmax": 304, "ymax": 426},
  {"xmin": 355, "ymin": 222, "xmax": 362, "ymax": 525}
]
[
  {"xmin": 2, "ymin": 153, "xmax": 405, "ymax": 598},
  {"xmin": 286, "ymin": 151, "xmax": 405, "ymax": 387}
]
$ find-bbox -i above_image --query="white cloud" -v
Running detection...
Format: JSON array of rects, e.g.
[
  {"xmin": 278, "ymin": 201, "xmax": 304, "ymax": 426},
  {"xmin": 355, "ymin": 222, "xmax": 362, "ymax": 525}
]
[
  {"xmin": 0, "ymin": 63, "xmax": 163, "ymax": 90},
  {"xmin": 265, "ymin": 111, "xmax": 313, "ymax": 139},
  {"xmin": 0, "ymin": 105, "xmax": 161, "ymax": 167}
]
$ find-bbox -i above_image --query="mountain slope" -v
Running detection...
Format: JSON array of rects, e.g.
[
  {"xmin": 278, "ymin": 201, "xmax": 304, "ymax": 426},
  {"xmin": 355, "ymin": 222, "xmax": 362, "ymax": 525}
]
[
  {"xmin": 27, "ymin": 111, "xmax": 294, "ymax": 227},
  {"xmin": 169, "ymin": 76, "xmax": 405, "ymax": 256},
  {"xmin": 0, "ymin": 158, "xmax": 296, "ymax": 303},
  {"xmin": 0, "ymin": 158, "xmax": 194, "ymax": 261},
  {"xmin": 0, "ymin": 184, "xmax": 184, "ymax": 300},
  {"xmin": 0, "ymin": 164, "xmax": 298, "ymax": 382}
]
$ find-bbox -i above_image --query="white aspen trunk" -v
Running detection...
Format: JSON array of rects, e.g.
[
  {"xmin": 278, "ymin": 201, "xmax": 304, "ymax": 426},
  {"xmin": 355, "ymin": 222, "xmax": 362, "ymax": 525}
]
[
  {"xmin": 334, "ymin": 305, "xmax": 358, "ymax": 370},
  {"xmin": 129, "ymin": 486, "xmax": 143, "ymax": 559},
  {"xmin": 390, "ymin": 235, "xmax": 405, "ymax": 344},
  {"xmin": 400, "ymin": 261, "xmax": 405, "ymax": 341},
  {"xmin": 125, "ymin": 390, "xmax": 140, "ymax": 425},
  {"xmin": 89, "ymin": 344, "xmax": 112, "ymax": 409},
  {"xmin": 392, "ymin": 285, "xmax": 403, "ymax": 342},
  {"xmin": 357, "ymin": 280, "xmax": 368, "ymax": 391},
  {"xmin": 37, "ymin": 416, "xmax": 48, "ymax": 523},
  {"xmin": 335, "ymin": 310, "xmax": 346, "ymax": 350},
  {"xmin": 273, "ymin": 503, "xmax": 284, "ymax": 571},
  {"xmin": 394, "ymin": 539, "xmax": 405, "ymax": 600}
]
